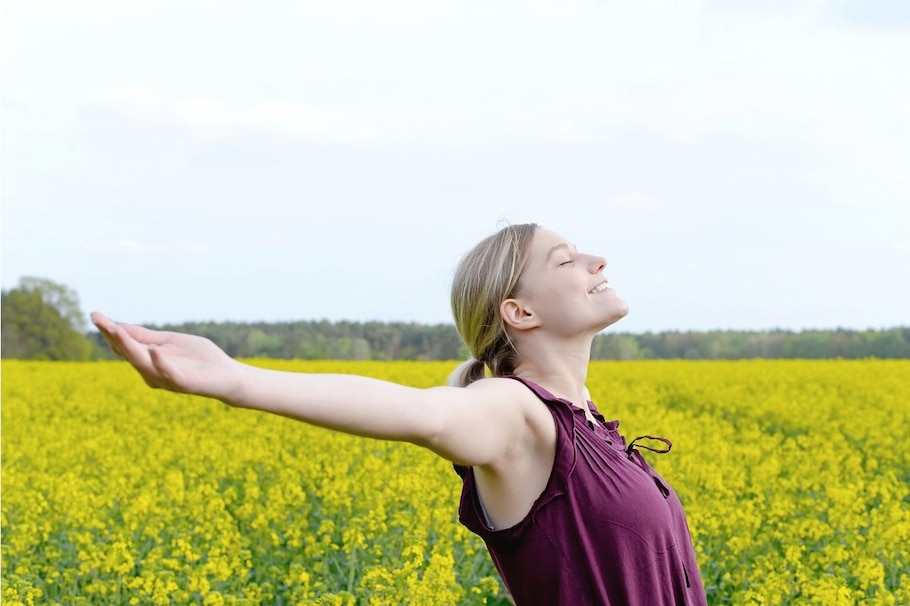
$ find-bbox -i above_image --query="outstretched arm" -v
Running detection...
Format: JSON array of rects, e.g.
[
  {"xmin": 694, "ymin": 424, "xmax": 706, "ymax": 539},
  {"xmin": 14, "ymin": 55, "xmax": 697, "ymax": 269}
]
[{"xmin": 91, "ymin": 312, "xmax": 534, "ymax": 467}]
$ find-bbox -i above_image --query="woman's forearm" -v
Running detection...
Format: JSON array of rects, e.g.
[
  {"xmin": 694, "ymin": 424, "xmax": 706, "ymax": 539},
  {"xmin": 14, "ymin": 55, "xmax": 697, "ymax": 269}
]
[{"xmin": 228, "ymin": 364, "xmax": 442, "ymax": 444}]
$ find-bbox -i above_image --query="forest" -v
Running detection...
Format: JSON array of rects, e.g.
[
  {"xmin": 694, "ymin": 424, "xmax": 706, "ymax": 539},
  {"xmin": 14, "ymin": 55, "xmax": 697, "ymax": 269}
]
[
  {"xmin": 4, "ymin": 277, "xmax": 908, "ymax": 361},
  {"xmin": 95, "ymin": 319, "xmax": 910, "ymax": 361}
]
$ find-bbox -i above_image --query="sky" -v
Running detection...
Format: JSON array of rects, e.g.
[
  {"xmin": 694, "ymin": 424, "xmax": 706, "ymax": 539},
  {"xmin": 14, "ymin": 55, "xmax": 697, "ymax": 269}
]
[{"xmin": 2, "ymin": 0, "xmax": 908, "ymax": 334}]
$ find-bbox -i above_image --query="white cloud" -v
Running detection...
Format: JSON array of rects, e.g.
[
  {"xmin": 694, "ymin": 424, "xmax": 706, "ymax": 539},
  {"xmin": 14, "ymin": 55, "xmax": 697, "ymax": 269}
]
[
  {"xmin": 176, "ymin": 98, "xmax": 233, "ymax": 131},
  {"xmin": 248, "ymin": 102, "xmax": 380, "ymax": 144}
]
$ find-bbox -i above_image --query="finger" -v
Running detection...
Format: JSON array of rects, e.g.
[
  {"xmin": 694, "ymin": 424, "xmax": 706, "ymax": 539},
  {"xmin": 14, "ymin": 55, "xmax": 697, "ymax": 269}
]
[
  {"xmin": 104, "ymin": 334, "xmax": 127, "ymax": 358},
  {"xmin": 91, "ymin": 312, "xmax": 118, "ymax": 340},
  {"xmin": 97, "ymin": 326, "xmax": 125, "ymax": 357},
  {"xmin": 109, "ymin": 323, "xmax": 155, "ymax": 371},
  {"xmin": 91, "ymin": 312, "xmax": 170, "ymax": 353},
  {"xmin": 116, "ymin": 322, "xmax": 171, "ymax": 346},
  {"xmin": 90, "ymin": 311, "xmax": 112, "ymax": 329}
]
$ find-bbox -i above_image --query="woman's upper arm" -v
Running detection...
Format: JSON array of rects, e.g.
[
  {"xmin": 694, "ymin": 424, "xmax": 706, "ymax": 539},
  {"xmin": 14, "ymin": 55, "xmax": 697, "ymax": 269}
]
[
  {"xmin": 412, "ymin": 378, "xmax": 541, "ymax": 467},
  {"xmin": 225, "ymin": 365, "xmax": 541, "ymax": 467}
]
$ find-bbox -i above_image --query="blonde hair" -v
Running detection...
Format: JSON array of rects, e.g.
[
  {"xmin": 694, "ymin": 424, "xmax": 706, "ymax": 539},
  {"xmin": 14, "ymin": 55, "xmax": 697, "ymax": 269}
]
[{"xmin": 448, "ymin": 223, "xmax": 538, "ymax": 387}]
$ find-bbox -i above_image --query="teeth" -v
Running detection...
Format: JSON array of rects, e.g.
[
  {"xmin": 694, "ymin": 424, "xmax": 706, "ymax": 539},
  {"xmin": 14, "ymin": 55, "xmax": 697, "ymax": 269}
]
[{"xmin": 590, "ymin": 282, "xmax": 610, "ymax": 294}]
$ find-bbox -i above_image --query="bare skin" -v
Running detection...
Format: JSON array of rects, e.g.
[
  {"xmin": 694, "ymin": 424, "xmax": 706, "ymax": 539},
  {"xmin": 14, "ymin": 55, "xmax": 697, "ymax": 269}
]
[{"xmin": 91, "ymin": 227, "xmax": 628, "ymax": 530}]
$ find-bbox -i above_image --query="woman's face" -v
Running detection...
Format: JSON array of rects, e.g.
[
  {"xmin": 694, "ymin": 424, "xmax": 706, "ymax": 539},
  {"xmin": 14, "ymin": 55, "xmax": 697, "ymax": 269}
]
[{"xmin": 509, "ymin": 228, "xmax": 629, "ymax": 337}]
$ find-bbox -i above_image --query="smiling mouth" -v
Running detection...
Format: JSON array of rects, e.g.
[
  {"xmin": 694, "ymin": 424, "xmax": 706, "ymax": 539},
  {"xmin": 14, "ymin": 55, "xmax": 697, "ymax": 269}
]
[{"xmin": 589, "ymin": 281, "xmax": 611, "ymax": 294}]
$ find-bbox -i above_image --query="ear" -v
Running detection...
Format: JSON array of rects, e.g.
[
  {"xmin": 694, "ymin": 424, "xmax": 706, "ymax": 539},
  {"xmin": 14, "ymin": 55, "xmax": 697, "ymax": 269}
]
[{"xmin": 500, "ymin": 298, "xmax": 542, "ymax": 332}]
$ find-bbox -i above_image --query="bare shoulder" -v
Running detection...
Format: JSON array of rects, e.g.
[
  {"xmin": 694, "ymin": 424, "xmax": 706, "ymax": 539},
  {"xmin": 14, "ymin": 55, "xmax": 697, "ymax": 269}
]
[
  {"xmin": 419, "ymin": 376, "xmax": 555, "ymax": 466},
  {"xmin": 459, "ymin": 376, "xmax": 538, "ymax": 407},
  {"xmin": 463, "ymin": 377, "xmax": 555, "ymax": 436}
]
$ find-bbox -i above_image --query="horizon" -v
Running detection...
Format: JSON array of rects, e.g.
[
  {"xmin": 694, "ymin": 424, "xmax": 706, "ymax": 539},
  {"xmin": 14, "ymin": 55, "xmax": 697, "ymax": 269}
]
[{"xmin": 99, "ymin": 313, "xmax": 908, "ymax": 335}]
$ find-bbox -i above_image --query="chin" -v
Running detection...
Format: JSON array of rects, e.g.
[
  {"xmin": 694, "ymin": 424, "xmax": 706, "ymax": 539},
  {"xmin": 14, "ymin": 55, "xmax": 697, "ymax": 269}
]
[
  {"xmin": 617, "ymin": 299, "xmax": 630, "ymax": 318},
  {"xmin": 602, "ymin": 300, "xmax": 629, "ymax": 330}
]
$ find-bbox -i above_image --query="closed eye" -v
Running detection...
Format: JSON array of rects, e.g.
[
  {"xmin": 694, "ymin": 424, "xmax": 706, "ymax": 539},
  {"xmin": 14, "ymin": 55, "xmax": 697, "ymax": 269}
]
[{"xmin": 559, "ymin": 259, "xmax": 574, "ymax": 266}]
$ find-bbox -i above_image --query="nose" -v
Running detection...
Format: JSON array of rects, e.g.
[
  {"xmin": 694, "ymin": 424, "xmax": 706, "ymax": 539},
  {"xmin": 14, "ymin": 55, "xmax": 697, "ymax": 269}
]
[{"xmin": 588, "ymin": 254, "xmax": 606, "ymax": 273}]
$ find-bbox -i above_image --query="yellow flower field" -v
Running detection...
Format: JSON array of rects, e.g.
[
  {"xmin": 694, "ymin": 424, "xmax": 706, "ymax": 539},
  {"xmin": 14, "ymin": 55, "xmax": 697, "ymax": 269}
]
[{"xmin": 2, "ymin": 359, "xmax": 908, "ymax": 605}]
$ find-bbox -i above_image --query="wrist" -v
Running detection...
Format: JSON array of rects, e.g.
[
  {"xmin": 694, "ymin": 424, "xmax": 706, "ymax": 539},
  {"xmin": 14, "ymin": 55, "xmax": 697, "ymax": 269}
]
[{"xmin": 217, "ymin": 359, "xmax": 253, "ymax": 407}]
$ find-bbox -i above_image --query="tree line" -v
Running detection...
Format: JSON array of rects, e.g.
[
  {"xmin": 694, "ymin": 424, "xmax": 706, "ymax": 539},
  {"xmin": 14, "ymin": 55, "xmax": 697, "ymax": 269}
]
[
  {"xmin": 94, "ymin": 321, "xmax": 910, "ymax": 361},
  {"xmin": 3, "ymin": 277, "xmax": 908, "ymax": 361}
]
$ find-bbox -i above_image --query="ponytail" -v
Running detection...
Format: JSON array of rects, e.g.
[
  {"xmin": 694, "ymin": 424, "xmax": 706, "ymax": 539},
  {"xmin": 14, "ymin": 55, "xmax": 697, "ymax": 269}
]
[{"xmin": 447, "ymin": 357, "xmax": 486, "ymax": 387}]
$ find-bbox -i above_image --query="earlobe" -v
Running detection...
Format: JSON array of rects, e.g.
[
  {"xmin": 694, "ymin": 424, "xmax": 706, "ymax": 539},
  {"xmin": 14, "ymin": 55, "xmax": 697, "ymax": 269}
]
[{"xmin": 501, "ymin": 299, "xmax": 542, "ymax": 331}]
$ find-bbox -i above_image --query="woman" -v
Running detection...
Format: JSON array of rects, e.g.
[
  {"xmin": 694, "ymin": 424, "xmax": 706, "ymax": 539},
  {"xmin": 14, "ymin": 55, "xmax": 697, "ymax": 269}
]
[{"xmin": 92, "ymin": 223, "xmax": 707, "ymax": 605}]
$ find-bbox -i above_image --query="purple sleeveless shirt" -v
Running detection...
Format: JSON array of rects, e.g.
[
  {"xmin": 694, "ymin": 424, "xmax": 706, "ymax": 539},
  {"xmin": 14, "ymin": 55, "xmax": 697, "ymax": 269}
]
[{"xmin": 454, "ymin": 377, "xmax": 707, "ymax": 606}]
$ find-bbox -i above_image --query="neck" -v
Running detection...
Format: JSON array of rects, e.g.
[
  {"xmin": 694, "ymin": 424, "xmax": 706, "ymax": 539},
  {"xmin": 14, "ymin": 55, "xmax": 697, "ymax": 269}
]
[{"xmin": 511, "ymin": 332, "xmax": 595, "ymax": 406}]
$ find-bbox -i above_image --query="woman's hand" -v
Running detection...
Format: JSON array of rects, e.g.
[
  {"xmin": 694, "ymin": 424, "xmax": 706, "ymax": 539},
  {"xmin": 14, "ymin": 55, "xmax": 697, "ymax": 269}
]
[{"xmin": 91, "ymin": 311, "xmax": 243, "ymax": 401}]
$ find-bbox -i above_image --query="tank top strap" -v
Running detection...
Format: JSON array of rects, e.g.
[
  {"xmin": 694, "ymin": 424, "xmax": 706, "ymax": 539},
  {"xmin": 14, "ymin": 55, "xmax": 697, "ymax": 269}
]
[
  {"xmin": 504, "ymin": 375, "xmax": 564, "ymax": 406},
  {"xmin": 505, "ymin": 375, "xmax": 596, "ymax": 420}
]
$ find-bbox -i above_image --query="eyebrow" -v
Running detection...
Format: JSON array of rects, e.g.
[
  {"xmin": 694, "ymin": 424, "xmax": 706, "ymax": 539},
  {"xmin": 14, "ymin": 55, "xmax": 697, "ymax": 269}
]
[{"xmin": 546, "ymin": 242, "xmax": 576, "ymax": 261}]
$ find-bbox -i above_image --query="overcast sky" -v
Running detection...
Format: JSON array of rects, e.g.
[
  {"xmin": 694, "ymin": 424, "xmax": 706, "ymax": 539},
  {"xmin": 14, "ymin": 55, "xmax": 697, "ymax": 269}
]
[{"xmin": 2, "ymin": 0, "xmax": 908, "ymax": 333}]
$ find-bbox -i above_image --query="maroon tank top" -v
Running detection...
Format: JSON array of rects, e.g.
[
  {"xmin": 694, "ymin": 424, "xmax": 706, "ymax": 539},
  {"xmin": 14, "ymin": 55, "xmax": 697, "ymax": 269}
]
[{"xmin": 454, "ymin": 377, "xmax": 708, "ymax": 606}]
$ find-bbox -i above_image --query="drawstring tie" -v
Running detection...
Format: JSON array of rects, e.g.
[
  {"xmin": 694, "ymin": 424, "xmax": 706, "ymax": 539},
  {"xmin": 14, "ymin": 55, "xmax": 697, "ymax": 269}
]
[
  {"xmin": 626, "ymin": 435, "xmax": 673, "ymax": 498},
  {"xmin": 626, "ymin": 435, "xmax": 672, "ymax": 455}
]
